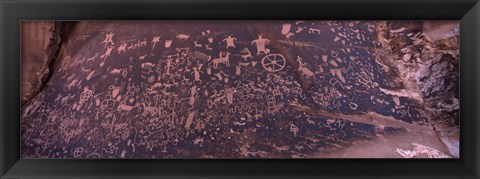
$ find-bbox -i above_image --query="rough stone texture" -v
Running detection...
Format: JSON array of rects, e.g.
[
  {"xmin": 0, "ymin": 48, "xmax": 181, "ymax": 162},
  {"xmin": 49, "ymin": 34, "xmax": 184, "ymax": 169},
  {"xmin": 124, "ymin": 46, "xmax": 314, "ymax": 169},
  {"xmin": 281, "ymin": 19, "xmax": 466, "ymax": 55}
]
[
  {"xmin": 375, "ymin": 20, "xmax": 460, "ymax": 157},
  {"xmin": 21, "ymin": 21, "xmax": 62, "ymax": 106},
  {"xmin": 20, "ymin": 21, "xmax": 459, "ymax": 158}
]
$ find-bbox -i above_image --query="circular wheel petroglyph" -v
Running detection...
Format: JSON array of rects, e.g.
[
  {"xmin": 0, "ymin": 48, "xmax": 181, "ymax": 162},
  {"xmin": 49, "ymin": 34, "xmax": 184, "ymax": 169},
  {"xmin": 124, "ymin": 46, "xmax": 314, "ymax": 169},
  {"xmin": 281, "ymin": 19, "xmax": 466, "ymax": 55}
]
[{"xmin": 262, "ymin": 54, "xmax": 286, "ymax": 72}]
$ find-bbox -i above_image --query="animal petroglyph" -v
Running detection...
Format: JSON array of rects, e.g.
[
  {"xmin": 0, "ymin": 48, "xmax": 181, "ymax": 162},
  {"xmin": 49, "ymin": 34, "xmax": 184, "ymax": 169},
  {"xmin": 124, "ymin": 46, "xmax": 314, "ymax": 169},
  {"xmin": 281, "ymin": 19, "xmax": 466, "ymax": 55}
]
[
  {"xmin": 234, "ymin": 47, "xmax": 254, "ymax": 61},
  {"xmin": 139, "ymin": 54, "xmax": 147, "ymax": 61},
  {"xmin": 194, "ymin": 41, "xmax": 202, "ymax": 48},
  {"xmin": 117, "ymin": 43, "xmax": 128, "ymax": 54},
  {"xmin": 296, "ymin": 56, "xmax": 314, "ymax": 78},
  {"xmin": 212, "ymin": 52, "xmax": 231, "ymax": 69}
]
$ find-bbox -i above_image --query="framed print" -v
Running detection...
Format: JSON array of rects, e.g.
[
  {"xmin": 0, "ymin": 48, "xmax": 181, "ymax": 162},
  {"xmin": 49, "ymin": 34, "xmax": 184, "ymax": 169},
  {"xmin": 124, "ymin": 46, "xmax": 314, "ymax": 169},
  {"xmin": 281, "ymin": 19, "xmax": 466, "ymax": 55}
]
[{"xmin": 1, "ymin": 0, "xmax": 479, "ymax": 178}]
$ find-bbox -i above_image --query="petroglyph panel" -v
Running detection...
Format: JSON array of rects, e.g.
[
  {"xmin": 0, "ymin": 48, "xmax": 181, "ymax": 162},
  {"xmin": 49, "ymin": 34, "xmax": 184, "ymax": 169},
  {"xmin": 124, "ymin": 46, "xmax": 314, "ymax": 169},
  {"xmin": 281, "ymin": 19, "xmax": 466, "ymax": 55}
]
[{"xmin": 21, "ymin": 21, "xmax": 459, "ymax": 158}]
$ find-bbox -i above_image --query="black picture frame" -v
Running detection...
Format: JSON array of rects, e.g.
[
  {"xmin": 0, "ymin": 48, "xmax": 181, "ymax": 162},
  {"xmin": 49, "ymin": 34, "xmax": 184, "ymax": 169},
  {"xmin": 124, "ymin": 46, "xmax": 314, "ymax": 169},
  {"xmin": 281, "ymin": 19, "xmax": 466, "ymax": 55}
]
[{"xmin": 1, "ymin": 0, "xmax": 479, "ymax": 178}]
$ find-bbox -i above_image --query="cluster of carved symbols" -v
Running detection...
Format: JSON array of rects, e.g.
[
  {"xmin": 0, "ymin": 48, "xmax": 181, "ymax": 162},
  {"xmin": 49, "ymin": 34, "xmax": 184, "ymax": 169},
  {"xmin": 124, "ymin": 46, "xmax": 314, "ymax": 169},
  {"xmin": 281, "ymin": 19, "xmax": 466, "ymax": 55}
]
[{"xmin": 20, "ymin": 21, "xmax": 451, "ymax": 159}]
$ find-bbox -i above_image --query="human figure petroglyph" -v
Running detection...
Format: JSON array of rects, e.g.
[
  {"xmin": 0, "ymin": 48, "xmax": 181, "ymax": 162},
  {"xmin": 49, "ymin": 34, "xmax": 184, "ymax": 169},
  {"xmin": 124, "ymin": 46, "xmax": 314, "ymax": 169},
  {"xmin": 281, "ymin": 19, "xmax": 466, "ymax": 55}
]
[
  {"xmin": 203, "ymin": 89, "xmax": 210, "ymax": 98},
  {"xmin": 225, "ymin": 88, "xmax": 234, "ymax": 105},
  {"xmin": 266, "ymin": 94, "xmax": 276, "ymax": 114},
  {"xmin": 212, "ymin": 52, "xmax": 231, "ymax": 69},
  {"xmin": 223, "ymin": 35, "xmax": 237, "ymax": 48},
  {"xmin": 101, "ymin": 32, "xmax": 115, "ymax": 47},
  {"xmin": 296, "ymin": 56, "xmax": 306, "ymax": 67},
  {"xmin": 189, "ymin": 86, "xmax": 198, "ymax": 106},
  {"xmin": 206, "ymin": 65, "xmax": 213, "ymax": 75},
  {"xmin": 251, "ymin": 34, "xmax": 270, "ymax": 55},
  {"xmin": 163, "ymin": 56, "xmax": 174, "ymax": 78},
  {"xmin": 235, "ymin": 65, "xmax": 242, "ymax": 76},
  {"xmin": 151, "ymin": 35, "xmax": 161, "ymax": 50},
  {"xmin": 184, "ymin": 111, "xmax": 196, "ymax": 129},
  {"xmin": 100, "ymin": 44, "xmax": 115, "ymax": 67},
  {"xmin": 192, "ymin": 67, "xmax": 202, "ymax": 83},
  {"xmin": 101, "ymin": 44, "xmax": 115, "ymax": 59}
]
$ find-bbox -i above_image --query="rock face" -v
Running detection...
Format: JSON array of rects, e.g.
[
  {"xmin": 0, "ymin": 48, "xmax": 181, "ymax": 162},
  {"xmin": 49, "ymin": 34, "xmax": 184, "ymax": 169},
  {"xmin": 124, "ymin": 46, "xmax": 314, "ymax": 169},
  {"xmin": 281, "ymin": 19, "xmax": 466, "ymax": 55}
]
[
  {"xmin": 20, "ymin": 21, "xmax": 459, "ymax": 158},
  {"xmin": 375, "ymin": 21, "xmax": 460, "ymax": 157},
  {"xmin": 21, "ymin": 21, "xmax": 61, "ymax": 106}
]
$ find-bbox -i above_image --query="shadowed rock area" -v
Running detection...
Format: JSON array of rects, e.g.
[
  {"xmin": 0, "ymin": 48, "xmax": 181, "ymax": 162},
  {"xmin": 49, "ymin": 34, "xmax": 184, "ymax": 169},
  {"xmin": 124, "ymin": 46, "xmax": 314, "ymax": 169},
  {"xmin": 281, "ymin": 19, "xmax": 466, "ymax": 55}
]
[
  {"xmin": 21, "ymin": 21, "xmax": 459, "ymax": 158},
  {"xmin": 21, "ymin": 21, "xmax": 62, "ymax": 106}
]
